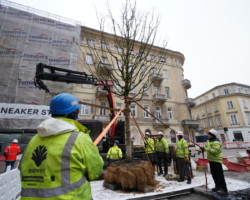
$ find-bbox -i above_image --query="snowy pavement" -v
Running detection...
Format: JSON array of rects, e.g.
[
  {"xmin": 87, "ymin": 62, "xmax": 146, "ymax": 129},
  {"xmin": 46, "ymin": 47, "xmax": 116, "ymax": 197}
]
[{"xmin": 91, "ymin": 170, "xmax": 250, "ymax": 200}]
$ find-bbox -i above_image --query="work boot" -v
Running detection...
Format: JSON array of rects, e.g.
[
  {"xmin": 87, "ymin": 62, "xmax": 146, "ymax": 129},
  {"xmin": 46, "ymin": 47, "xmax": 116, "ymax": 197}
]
[
  {"xmin": 211, "ymin": 187, "xmax": 220, "ymax": 192},
  {"xmin": 217, "ymin": 190, "xmax": 228, "ymax": 195},
  {"xmin": 157, "ymin": 172, "xmax": 163, "ymax": 176},
  {"xmin": 187, "ymin": 179, "xmax": 191, "ymax": 184}
]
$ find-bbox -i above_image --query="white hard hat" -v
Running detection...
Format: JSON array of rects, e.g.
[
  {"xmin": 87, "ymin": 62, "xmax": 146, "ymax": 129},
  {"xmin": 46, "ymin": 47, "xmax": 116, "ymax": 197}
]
[
  {"xmin": 158, "ymin": 131, "xmax": 164, "ymax": 136},
  {"xmin": 145, "ymin": 132, "xmax": 150, "ymax": 136},
  {"xmin": 12, "ymin": 139, "xmax": 18, "ymax": 143},
  {"xmin": 209, "ymin": 129, "xmax": 217, "ymax": 135},
  {"xmin": 176, "ymin": 131, "xmax": 184, "ymax": 136}
]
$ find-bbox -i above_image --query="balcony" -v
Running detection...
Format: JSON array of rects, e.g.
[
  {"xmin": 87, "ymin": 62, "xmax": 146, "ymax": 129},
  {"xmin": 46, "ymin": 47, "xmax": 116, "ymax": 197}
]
[
  {"xmin": 186, "ymin": 98, "xmax": 196, "ymax": 108},
  {"xmin": 153, "ymin": 94, "xmax": 167, "ymax": 103},
  {"xmin": 153, "ymin": 118, "xmax": 169, "ymax": 128},
  {"xmin": 150, "ymin": 72, "xmax": 163, "ymax": 83},
  {"xmin": 182, "ymin": 79, "xmax": 191, "ymax": 90},
  {"xmin": 94, "ymin": 115, "xmax": 110, "ymax": 123},
  {"xmin": 97, "ymin": 62, "xmax": 112, "ymax": 74},
  {"xmin": 182, "ymin": 119, "xmax": 199, "ymax": 128}
]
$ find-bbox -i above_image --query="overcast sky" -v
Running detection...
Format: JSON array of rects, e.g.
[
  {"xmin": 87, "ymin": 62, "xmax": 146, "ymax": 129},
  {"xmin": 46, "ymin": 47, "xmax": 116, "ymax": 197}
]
[{"xmin": 7, "ymin": 0, "xmax": 250, "ymax": 98}]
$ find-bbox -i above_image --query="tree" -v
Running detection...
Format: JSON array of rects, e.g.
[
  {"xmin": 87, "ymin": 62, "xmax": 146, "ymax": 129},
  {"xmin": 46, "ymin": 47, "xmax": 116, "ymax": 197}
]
[{"xmin": 80, "ymin": 0, "xmax": 167, "ymax": 160}]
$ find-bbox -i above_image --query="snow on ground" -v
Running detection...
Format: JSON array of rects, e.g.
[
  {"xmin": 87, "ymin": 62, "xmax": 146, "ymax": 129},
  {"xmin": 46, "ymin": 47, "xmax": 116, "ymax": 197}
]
[{"xmin": 91, "ymin": 171, "xmax": 250, "ymax": 200}]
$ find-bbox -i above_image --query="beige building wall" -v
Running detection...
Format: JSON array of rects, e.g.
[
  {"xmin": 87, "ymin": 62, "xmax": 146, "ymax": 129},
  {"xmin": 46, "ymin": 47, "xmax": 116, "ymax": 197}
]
[
  {"xmin": 191, "ymin": 83, "xmax": 250, "ymax": 143},
  {"xmin": 74, "ymin": 26, "xmax": 195, "ymax": 145}
]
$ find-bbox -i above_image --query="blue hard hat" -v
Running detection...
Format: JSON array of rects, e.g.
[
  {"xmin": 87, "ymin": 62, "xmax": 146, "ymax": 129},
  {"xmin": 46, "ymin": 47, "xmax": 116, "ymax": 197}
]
[
  {"xmin": 114, "ymin": 140, "xmax": 119, "ymax": 144},
  {"xmin": 50, "ymin": 93, "xmax": 80, "ymax": 115}
]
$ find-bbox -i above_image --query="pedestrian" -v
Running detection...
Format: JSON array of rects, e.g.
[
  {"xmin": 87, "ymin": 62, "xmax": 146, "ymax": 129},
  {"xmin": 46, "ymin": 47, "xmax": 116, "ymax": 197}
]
[
  {"xmin": 176, "ymin": 131, "xmax": 191, "ymax": 184},
  {"xmin": 200, "ymin": 129, "xmax": 228, "ymax": 195},
  {"xmin": 106, "ymin": 140, "xmax": 123, "ymax": 164},
  {"xmin": 4, "ymin": 139, "xmax": 21, "ymax": 171},
  {"xmin": 144, "ymin": 132, "xmax": 155, "ymax": 166},
  {"xmin": 155, "ymin": 131, "xmax": 169, "ymax": 176},
  {"xmin": 19, "ymin": 93, "xmax": 104, "ymax": 200}
]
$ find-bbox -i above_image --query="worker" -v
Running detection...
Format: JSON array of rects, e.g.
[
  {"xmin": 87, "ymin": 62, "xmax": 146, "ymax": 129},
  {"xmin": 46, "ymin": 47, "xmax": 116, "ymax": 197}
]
[
  {"xmin": 200, "ymin": 129, "xmax": 228, "ymax": 195},
  {"xmin": 144, "ymin": 132, "xmax": 155, "ymax": 166},
  {"xmin": 19, "ymin": 93, "xmax": 104, "ymax": 200},
  {"xmin": 4, "ymin": 139, "xmax": 21, "ymax": 171},
  {"xmin": 176, "ymin": 131, "xmax": 191, "ymax": 184},
  {"xmin": 106, "ymin": 140, "xmax": 123, "ymax": 164},
  {"xmin": 155, "ymin": 131, "xmax": 169, "ymax": 176}
]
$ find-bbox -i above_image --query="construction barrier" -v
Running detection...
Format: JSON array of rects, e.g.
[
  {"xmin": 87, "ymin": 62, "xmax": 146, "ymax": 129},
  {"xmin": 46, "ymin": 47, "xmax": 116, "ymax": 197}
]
[
  {"xmin": 224, "ymin": 142, "xmax": 250, "ymax": 149},
  {"xmin": 0, "ymin": 169, "xmax": 21, "ymax": 200},
  {"xmin": 197, "ymin": 158, "xmax": 208, "ymax": 166},
  {"xmin": 227, "ymin": 162, "xmax": 248, "ymax": 172}
]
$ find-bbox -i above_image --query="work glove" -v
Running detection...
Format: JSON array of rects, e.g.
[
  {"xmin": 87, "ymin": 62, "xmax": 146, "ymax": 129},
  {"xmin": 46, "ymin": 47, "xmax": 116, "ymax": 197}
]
[{"xmin": 184, "ymin": 157, "xmax": 189, "ymax": 162}]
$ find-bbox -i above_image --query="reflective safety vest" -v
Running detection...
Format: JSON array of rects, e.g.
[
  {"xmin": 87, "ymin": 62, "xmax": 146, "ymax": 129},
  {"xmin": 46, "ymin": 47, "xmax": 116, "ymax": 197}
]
[
  {"xmin": 205, "ymin": 140, "xmax": 222, "ymax": 163},
  {"xmin": 176, "ymin": 138, "xmax": 189, "ymax": 159},
  {"xmin": 144, "ymin": 138, "xmax": 155, "ymax": 154},
  {"xmin": 20, "ymin": 117, "xmax": 103, "ymax": 200},
  {"xmin": 156, "ymin": 138, "xmax": 169, "ymax": 153},
  {"xmin": 107, "ymin": 145, "xmax": 122, "ymax": 160},
  {"xmin": 4, "ymin": 143, "xmax": 21, "ymax": 161}
]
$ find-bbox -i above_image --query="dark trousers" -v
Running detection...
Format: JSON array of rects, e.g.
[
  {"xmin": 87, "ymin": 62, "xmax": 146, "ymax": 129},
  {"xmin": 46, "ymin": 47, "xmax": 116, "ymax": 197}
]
[
  {"xmin": 210, "ymin": 161, "xmax": 228, "ymax": 192},
  {"xmin": 5, "ymin": 161, "xmax": 16, "ymax": 171},
  {"xmin": 146, "ymin": 153, "xmax": 155, "ymax": 166},
  {"xmin": 157, "ymin": 152, "xmax": 168, "ymax": 174},
  {"xmin": 177, "ymin": 157, "xmax": 191, "ymax": 180}
]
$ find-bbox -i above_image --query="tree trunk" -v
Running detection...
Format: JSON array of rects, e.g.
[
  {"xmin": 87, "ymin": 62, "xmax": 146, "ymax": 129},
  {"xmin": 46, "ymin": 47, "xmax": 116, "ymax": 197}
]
[{"xmin": 124, "ymin": 101, "xmax": 132, "ymax": 161}]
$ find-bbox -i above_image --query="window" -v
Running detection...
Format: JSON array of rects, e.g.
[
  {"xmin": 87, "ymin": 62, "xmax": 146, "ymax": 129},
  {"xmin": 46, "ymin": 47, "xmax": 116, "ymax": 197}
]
[
  {"xmin": 143, "ymin": 105, "xmax": 150, "ymax": 118},
  {"xmin": 214, "ymin": 104, "xmax": 218, "ymax": 112},
  {"xmin": 205, "ymin": 96, "xmax": 209, "ymax": 101},
  {"xmin": 140, "ymin": 65, "xmax": 146, "ymax": 75},
  {"xmin": 154, "ymin": 85, "xmax": 159, "ymax": 95},
  {"xmin": 201, "ymin": 109, "xmax": 205, "ymax": 116},
  {"xmin": 114, "ymin": 45, "xmax": 122, "ymax": 52},
  {"xmin": 165, "ymin": 87, "xmax": 170, "ymax": 98},
  {"xmin": 129, "ymin": 49, "xmax": 134, "ymax": 55},
  {"xmin": 233, "ymin": 131, "xmax": 244, "ymax": 141},
  {"xmin": 86, "ymin": 54, "xmax": 93, "ymax": 64},
  {"xmin": 203, "ymin": 119, "xmax": 207, "ymax": 128},
  {"xmin": 150, "ymin": 54, "xmax": 156, "ymax": 60},
  {"xmin": 142, "ymin": 84, "xmax": 148, "ymax": 95},
  {"xmin": 130, "ymin": 104, "xmax": 137, "ymax": 117},
  {"xmin": 227, "ymin": 101, "xmax": 234, "ymax": 109},
  {"xmin": 138, "ymin": 51, "xmax": 145, "ymax": 58},
  {"xmin": 242, "ymin": 99, "xmax": 248, "ymax": 108},
  {"xmin": 156, "ymin": 106, "xmax": 162, "ymax": 119},
  {"xmin": 160, "ymin": 57, "xmax": 166, "ymax": 63},
  {"xmin": 83, "ymin": 84, "xmax": 92, "ymax": 88},
  {"xmin": 101, "ymin": 42, "xmax": 109, "ymax": 49},
  {"xmin": 86, "ymin": 39, "xmax": 94, "ymax": 46},
  {"xmin": 208, "ymin": 117, "xmax": 214, "ymax": 127},
  {"xmin": 116, "ymin": 103, "xmax": 123, "ymax": 116},
  {"xmin": 167, "ymin": 107, "xmax": 173, "ymax": 119},
  {"xmin": 100, "ymin": 101, "xmax": 106, "ymax": 116},
  {"xmin": 81, "ymin": 100, "xmax": 91, "ymax": 115},
  {"xmin": 246, "ymin": 112, "xmax": 250, "ymax": 124},
  {"xmin": 101, "ymin": 57, "xmax": 108, "ymax": 64},
  {"xmin": 212, "ymin": 93, "xmax": 216, "ymax": 98},
  {"xmin": 115, "ymin": 60, "xmax": 121, "ymax": 69},
  {"xmin": 162, "ymin": 70, "xmax": 168, "ymax": 78},
  {"xmin": 130, "ymin": 83, "xmax": 135, "ymax": 94},
  {"xmin": 224, "ymin": 89, "xmax": 229, "ymax": 95},
  {"xmin": 230, "ymin": 114, "xmax": 238, "ymax": 125},
  {"xmin": 216, "ymin": 116, "xmax": 222, "ymax": 126},
  {"xmin": 207, "ymin": 106, "xmax": 211, "ymax": 114}
]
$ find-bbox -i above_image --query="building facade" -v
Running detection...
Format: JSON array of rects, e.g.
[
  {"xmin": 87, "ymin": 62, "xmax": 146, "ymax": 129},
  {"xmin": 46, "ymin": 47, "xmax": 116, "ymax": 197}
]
[
  {"xmin": 191, "ymin": 83, "xmax": 250, "ymax": 143},
  {"xmin": 75, "ymin": 27, "xmax": 196, "ymax": 145}
]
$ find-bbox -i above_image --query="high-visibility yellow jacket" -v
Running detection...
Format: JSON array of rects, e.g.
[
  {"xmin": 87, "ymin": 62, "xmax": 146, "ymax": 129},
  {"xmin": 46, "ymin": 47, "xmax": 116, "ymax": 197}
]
[
  {"xmin": 19, "ymin": 117, "xmax": 104, "ymax": 200},
  {"xmin": 205, "ymin": 138, "xmax": 222, "ymax": 163},
  {"xmin": 144, "ymin": 138, "xmax": 155, "ymax": 154},
  {"xmin": 106, "ymin": 145, "xmax": 122, "ymax": 160},
  {"xmin": 156, "ymin": 138, "xmax": 169, "ymax": 153},
  {"xmin": 176, "ymin": 138, "xmax": 189, "ymax": 159}
]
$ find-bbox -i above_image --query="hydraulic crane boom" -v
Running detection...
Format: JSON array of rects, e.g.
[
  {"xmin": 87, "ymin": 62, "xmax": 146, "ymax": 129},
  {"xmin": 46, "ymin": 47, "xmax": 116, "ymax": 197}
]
[{"xmin": 34, "ymin": 62, "xmax": 116, "ymax": 137}]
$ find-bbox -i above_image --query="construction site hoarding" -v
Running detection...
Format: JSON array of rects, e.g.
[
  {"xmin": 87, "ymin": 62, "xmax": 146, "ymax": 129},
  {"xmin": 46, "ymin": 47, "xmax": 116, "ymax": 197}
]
[{"xmin": 0, "ymin": 0, "xmax": 81, "ymax": 129}]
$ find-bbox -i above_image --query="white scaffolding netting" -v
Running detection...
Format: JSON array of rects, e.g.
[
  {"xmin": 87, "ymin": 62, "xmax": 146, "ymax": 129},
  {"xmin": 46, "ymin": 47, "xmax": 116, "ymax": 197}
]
[{"xmin": 0, "ymin": 0, "xmax": 81, "ymax": 129}]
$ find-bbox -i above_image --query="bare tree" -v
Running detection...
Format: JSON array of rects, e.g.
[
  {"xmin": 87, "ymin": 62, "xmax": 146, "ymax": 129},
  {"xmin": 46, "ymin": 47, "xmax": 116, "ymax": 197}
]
[{"xmin": 80, "ymin": 0, "xmax": 167, "ymax": 160}]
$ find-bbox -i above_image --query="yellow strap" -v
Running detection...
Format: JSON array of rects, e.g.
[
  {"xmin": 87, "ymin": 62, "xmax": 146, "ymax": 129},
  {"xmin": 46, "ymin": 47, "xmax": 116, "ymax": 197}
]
[{"xmin": 93, "ymin": 104, "xmax": 125, "ymax": 146}]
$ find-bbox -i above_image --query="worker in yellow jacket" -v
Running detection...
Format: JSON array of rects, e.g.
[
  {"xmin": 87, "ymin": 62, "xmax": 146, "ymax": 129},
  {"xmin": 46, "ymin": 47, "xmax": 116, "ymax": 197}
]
[
  {"xmin": 200, "ymin": 129, "xmax": 228, "ymax": 195},
  {"xmin": 19, "ymin": 93, "xmax": 104, "ymax": 200},
  {"xmin": 106, "ymin": 140, "xmax": 123, "ymax": 164},
  {"xmin": 144, "ymin": 132, "xmax": 155, "ymax": 166},
  {"xmin": 176, "ymin": 131, "xmax": 191, "ymax": 184}
]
